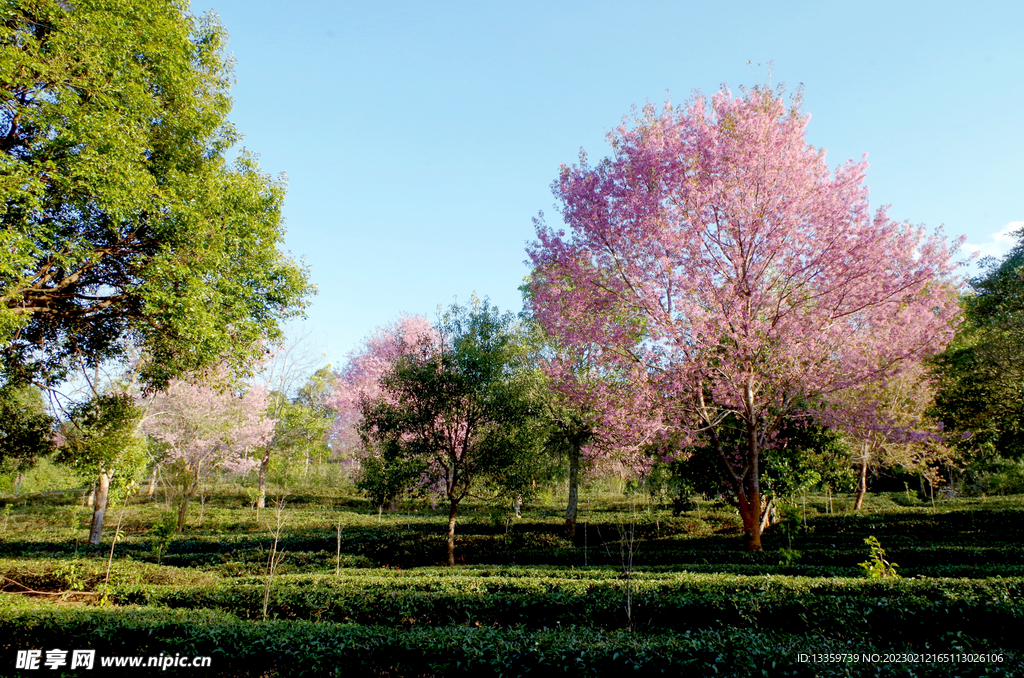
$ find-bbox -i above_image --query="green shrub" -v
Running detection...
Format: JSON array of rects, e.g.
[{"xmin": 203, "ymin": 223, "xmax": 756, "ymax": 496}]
[{"xmin": 0, "ymin": 600, "xmax": 1018, "ymax": 677}]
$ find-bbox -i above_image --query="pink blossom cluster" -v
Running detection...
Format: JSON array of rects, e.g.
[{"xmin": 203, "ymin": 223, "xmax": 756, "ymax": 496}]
[
  {"xmin": 328, "ymin": 315, "xmax": 436, "ymax": 454},
  {"xmin": 143, "ymin": 380, "xmax": 275, "ymax": 478},
  {"xmin": 529, "ymin": 86, "xmax": 963, "ymax": 451}
]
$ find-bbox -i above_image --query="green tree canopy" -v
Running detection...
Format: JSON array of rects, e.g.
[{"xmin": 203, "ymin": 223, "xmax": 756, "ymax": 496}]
[
  {"xmin": 360, "ymin": 299, "xmax": 549, "ymax": 564},
  {"xmin": 0, "ymin": 381, "xmax": 53, "ymax": 469},
  {"xmin": 0, "ymin": 0, "xmax": 312, "ymax": 387},
  {"xmin": 57, "ymin": 393, "xmax": 144, "ymax": 476},
  {"xmin": 934, "ymin": 229, "xmax": 1024, "ymax": 459}
]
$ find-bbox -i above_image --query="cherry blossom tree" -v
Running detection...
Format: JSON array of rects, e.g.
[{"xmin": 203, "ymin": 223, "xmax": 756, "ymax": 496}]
[
  {"xmin": 329, "ymin": 315, "xmax": 435, "ymax": 456},
  {"xmin": 524, "ymin": 284, "xmax": 662, "ymax": 538},
  {"xmin": 831, "ymin": 363, "xmax": 955, "ymax": 509},
  {"xmin": 143, "ymin": 380, "xmax": 274, "ymax": 530},
  {"xmin": 529, "ymin": 85, "xmax": 962, "ymax": 550},
  {"xmin": 328, "ymin": 314, "xmax": 436, "ymax": 509}
]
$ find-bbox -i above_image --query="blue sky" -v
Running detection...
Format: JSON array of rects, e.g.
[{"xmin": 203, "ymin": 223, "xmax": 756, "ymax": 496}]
[{"xmin": 197, "ymin": 0, "xmax": 1023, "ymax": 367}]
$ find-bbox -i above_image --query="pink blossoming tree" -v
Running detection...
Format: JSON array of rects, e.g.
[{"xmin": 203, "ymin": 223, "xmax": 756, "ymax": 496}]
[
  {"xmin": 526, "ymin": 280, "xmax": 663, "ymax": 537},
  {"xmin": 529, "ymin": 85, "xmax": 962, "ymax": 550},
  {"xmin": 143, "ymin": 380, "xmax": 275, "ymax": 530},
  {"xmin": 329, "ymin": 314, "xmax": 436, "ymax": 456},
  {"xmin": 828, "ymin": 362, "xmax": 955, "ymax": 510}
]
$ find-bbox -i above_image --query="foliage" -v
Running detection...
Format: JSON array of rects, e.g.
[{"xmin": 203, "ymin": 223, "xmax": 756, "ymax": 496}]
[
  {"xmin": 354, "ymin": 445, "xmax": 429, "ymax": 510},
  {"xmin": 150, "ymin": 513, "xmax": 178, "ymax": 564},
  {"xmin": 521, "ymin": 298, "xmax": 662, "ymax": 538},
  {"xmin": 933, "ymin": 227, "xmax": 1024, "ymax": 460},
  {"xmin": 858, "ymin": 536, "xmax": 900, "ymax": 579},
  {"xmin": 528, "ymin": 85, "xmax": 961, "ymax": 550},
  {"xmin": 667, "ymin": 412, "xmax": 853, "ymax": 504},
  {"xmin": 330, "ymin": 314, "xmax": 435, "ymax": 457},
  {"xmin": 106, "ymin": 570, "xmax": 1024, "ymax": 640},
  {"xmin": 4, "ymin": 601, "xmax": 1016, "ymax": 678},
  {"xmin": 329, "ymin": 315, "xmax": 436, "ymax": 508},
  {"xmin": 2, "ymin": 481, "xmax": 1023, "ymax": 675},
  {"xmin": 252, "ymin": 341, "xmax": 335, "ymax": 503},
  {"xmin": 1, "ymin": 569, "xmax": 1021, "ymax": 676},
  {"xmin": 0, "ymin": 382, "xmax": 54, "ymax": 470},
  {"xmin": 57, "ymin": 393, "xmax": 145, "ymax": 480},
  {"xmin": 833, "ymin": 363, "xmax": 958, "ymax": 508},
  {"xmin": 360, "ymin": 298, "xmax": 550, "ymax": 563},
  {"xmin": 264, "ymin": 379, "xmax": 335, "ymax": 480},
  {"xmin": 0, "ymin": 0, "xmax": 312, "ymax": 387}
]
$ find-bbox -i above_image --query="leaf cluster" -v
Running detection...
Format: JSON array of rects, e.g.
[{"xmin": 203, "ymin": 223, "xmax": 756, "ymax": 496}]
[
  {"xmin": 359, "ymin": 299, "xmax": 551, "ymax": 504},
  {"xmin": 0, "ymin": 381, "xmax": 53, "ymax": 468},
  {"xmin": 933, "ymin": 228, "xmax": 1024, "ymax": 459},
  {"xmin": 0, "ymin": 0, "xmax": 313, "ymax": 387},
  {"xmin": 56, "ymin": 392, "xmax": 144, "ymax": 473}
]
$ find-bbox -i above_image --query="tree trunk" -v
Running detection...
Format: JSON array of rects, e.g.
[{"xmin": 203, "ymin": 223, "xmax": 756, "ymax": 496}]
[
  {"xmin": 759, "ymin": 494, "xmax": 776, "ymax": 534},
  {"xmin": 146, "ymin": 466, "xmax": 158, "ymax": 498},
  {"xmin": 710, "ymin": 417, "xmax": 762, "ymax": 552},
  {"xmin": 446, "ymin": 499, "xmax": 459, "ymax": 566},
  {"xmin": 854, "ymin": 454, "xmax": 869, "ymax": 510},
  {"xmin": 177, "ymin": 495, "xmax": 190, "ymax": 532},
  {"xmin": 176, "ymin": 468, "xmax": 198, "ymax": 532},
  {"xmin": 257, "ymin": 451, "xmax": 270, "ymax": 509},
  {"xmin": 564, "ymin": 444, "xmax": 581, "ymax": 539},
  {"xmin": 737, "ymin": 487, "xmax": 762, "ymax": 551},
  {"xmin": 88, "ymin": 470, "xmax": 110, "ymax": 545},
  {"xmin": 738, "ymin": 403, "xmax": 762, "ymax": 551}
]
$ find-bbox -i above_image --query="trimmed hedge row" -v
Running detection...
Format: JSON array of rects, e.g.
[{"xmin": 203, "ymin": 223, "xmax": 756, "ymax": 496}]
[
  {"xmin": 0, "ymin": 599, "xmax": 1017, "ymax": 677},
  {"xmin": 103, "ymin": 572, "xmax": 1024, "ymax": 647}
]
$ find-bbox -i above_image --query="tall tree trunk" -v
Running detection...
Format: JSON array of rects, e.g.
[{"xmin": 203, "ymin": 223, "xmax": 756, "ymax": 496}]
[
  {"xmin": 257, "ymin": 450, "xmax": 270, "ymax": 509},
  {"xmin": 709, "ymin": 419, "xmax": 762, "ymax": 551},
  {"xmin": 564, "ymin": 444, "xmax": 581, "ymax": 539},
  {"xmin": 740, "ymin": 402, "xmax": 762, "ymax": 552},
  {"xmin": 854, "ymin": 453, "xmax": 869, "ymax": 510},
  {"xmin": 88, "ymin": 470, "xmax": 110, "ymax": 545},
  {"xmin": 446, "ymin": 499, "xmax": 459, "ymax": 566}
]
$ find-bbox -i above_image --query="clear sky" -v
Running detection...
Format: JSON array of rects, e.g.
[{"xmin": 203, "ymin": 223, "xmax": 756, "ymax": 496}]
[{"xmin": 195, "ymin": 0, "xmax": 1023, "ymax": 368}]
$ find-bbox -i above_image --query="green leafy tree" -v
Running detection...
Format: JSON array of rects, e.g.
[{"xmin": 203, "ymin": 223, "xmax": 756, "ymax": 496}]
[
  {"xmin": 934, "ymin": 228, "xmax": 1024, "ymax": 465},
  {"xmin": 0, "ymin": 0, "xmax": 311, "ymax": 387},
  {"xmin": 58, "ymin": 393, "xmax": 145, "ymax": 544},
  {"xmin": 0, "ymin": 382, "xmax": 54, "ymax": 487},
  {"xmin": 259, "ymin": 371, "xmax": 336, "ymax": 497},
  {"xmin": 254, "ymin": 346, "xmax": 335, "ymax": 507},
  {"xmin": 360, "ymin": 299, "xmax": 547, "ymax": 565}
]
